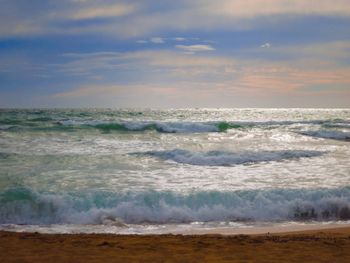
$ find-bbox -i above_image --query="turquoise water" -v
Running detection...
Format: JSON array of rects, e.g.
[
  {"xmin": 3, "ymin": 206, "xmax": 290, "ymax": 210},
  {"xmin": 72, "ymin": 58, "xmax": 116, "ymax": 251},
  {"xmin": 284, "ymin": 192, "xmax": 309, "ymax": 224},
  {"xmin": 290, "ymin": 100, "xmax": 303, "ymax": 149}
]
[{"xmin": 0, "ymin": 108, "xmax": 350, "ymax": 233}]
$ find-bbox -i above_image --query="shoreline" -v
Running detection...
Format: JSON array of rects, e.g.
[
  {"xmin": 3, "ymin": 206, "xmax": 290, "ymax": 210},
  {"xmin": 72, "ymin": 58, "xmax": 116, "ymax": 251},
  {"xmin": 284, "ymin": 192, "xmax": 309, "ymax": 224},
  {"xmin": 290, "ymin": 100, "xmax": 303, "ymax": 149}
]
[
  {"xmin": 2, "ymin": 221, "xmax": 350, "ymax": 235},
  {"xmin": 1, "ymin": 225, "xmax": 350, "ymax": 262},
  {"xmin": 182, "ymin": 222, "xmax": 350, "ymax": 235}
]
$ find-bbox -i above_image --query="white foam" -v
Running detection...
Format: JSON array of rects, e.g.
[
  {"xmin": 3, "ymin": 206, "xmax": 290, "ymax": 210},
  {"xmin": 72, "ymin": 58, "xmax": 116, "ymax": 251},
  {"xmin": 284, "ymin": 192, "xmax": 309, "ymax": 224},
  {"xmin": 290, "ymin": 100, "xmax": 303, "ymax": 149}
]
[
  {"xmin": 143, "ymin": 149, "xmax": 325, "ymax": 166},
  {"xmin": 1, "ymin": 187, "xmax": 349, "ymax": 225},
  {"xmin": 300, "ymin": 130, "xmax": 350, "ymax": 141}
]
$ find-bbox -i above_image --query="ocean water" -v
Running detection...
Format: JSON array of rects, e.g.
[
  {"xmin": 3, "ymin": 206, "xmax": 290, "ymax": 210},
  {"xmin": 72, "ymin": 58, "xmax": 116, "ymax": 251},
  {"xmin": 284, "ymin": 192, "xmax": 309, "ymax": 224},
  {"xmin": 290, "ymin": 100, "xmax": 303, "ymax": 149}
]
[{"xmin": 0, "ymin": 108, "xmax": 350, "ymax": 234}]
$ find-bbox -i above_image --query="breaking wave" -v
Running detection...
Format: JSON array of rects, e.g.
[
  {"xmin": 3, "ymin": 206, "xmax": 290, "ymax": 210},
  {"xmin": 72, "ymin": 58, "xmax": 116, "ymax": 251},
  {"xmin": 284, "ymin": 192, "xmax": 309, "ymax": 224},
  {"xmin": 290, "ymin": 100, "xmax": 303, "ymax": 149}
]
[
  {"xmin": 139, "ymin": 149, "xmax": 325, "ymax": 166},
  {"xmin": 0, "ymin": 120, "xmax": 243, "ymax": 133},
  {"xmin": 0, "ymin": 187, "xmax": 349, "ymax": 225},
  {"xmin": 300, "ymin": 130, "xmax": 350, "ymax": 141},
  {"xmin": 1, "ymin": 115, "xmax": 350, "ymax": 134},
  {"xmin": 58, "ymin": 120, "xmax": 243, "ymax": 133}
]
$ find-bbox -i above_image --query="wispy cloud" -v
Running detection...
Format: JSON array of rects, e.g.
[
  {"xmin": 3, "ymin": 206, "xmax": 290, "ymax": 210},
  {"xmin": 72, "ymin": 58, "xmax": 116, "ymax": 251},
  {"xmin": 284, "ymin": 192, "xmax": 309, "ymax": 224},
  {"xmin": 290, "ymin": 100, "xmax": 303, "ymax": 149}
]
[
  {"xmin": 282, "ymin": 41, "xmax": 350, "ymax": 61},
  {"xmin": 53, "ymin": 83, "xmax": 181, "ymax": 99},
  {"xmin": 150, "ymin": 37, "xmax": 165, "ymax": 44},
  {"xmin": 51, "ymin": 63, "xmax": 350, "ymax": 107},
  {"xmin": 175, "ymin": 44, "xmax": 215, "ymax": 53},
  {"xmin": 173, "ymin": 37, "xmax": 186, "ymax": 41},
  {"xmin": 58, "ymin": 52, "xmax": 123, "ymax": 76},
  {"xmin": 1, "ymin": 0, "xmax": 350, "ymax": 108},
  {"xmin": 54, "ymin": 50, "xmax": 234, "ymax": 84},
  {"xmin": 260, "ymin": 43, "xmax": 271, "ymax": 48},
  {"xmin": 120, "ymin": 50, "xmax": 232, "ymax": 70},
  {"xmin": 242, "ymin": 67, "xmax": 348, "ymax": 98},
  {"xmin": 54, "ymin": 84, "xmax": 126, "ymax": 98},
  {"xmin": 52, "ymin": 45, "xmax": 350, "ymax": 96},
  {"xmin": 199, "ymin": 0, "xmax": 350, "ymax": 17},
  {"xmin": 45, "ymin": 41, "xmax": 350, "ymax": 90},
  {"xmin": 67, "ymin": 3, "xmax": 136, "ymax": 20},
  {"xmin": 1, "ymin": 0, "xmax": 350, "ymax": 39}
]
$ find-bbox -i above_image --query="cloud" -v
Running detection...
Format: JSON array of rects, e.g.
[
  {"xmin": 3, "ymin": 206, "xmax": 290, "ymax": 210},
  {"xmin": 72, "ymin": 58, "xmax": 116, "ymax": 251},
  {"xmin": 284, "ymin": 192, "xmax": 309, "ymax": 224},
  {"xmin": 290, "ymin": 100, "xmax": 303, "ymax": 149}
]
[
  {"xmin": 51, "ymin": 83, "xmax": 208, "ymax": 108},
  {"xmin": 260, "ymin": 43, "xmax": 271, "ymax": 48},
  {"xmin": 175, "ymin": 44, "xmax": 215, "ymax": 53},
  {"xmin": 150, "ymin": 37, "xmax": 165, "ymax": 44},
  {"xmin": 120, "ymin": 50, "xmax": 232, "ymax": 70},
  {"xmin": 1, "ymin": 2, "xmax": 350, "ymax": 108},
  {"xmin": 2, "ymin": 0, "xmax": 350, "ymax": 39},
  {"xmin": 4, "ymin": 38, "xmax": 350, "ymax": 107},
  {"xmin": 51, "ymin": 63, "xmax": 350, "ymax": 108},
  {"xmin": 199, "ymin": 0, "xmax": 350, "ymax": 17},
  {"xmin": 173, "ymin": 37, "xmax": 186, "ymax": 41},
  {"xmin": 54, "ymin": 84, "xmax": 124, "ymax": 98},
  {"xmin": 235, "ymin": 63, "xmax": 350, "ymax": 94},
  {"xmin": 108, "ymin": 0, "xmax": 350, "ymax": 38},
  {"xmin": 53, "ymin": 83, "xmax": 188, "ymax": 99},
  {"xmin": 67, "ymin": 3, "xmax": 136, "ymax": 20},
  {"xmin": 58, "ymin": 51, "xmax": 123, "ymax": 76},
  {"xmin": 53, "ymin": 50, "xmax": 235, "ymax": 85},
  {"xmin": 54, "ymin": 45, "xmax": 350, "ymax": 92},
  {"xmin": 283, "ymin": 41, "xmax": 350, "ymax": 61},
  {"xmin": 0, "ymin": 1, "xmax": 139, "ymax": 38}
]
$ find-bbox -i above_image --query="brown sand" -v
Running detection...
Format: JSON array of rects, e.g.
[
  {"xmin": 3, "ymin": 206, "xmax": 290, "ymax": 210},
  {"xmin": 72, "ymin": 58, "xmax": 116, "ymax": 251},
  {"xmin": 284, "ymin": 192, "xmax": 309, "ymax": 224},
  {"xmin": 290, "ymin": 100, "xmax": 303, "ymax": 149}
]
[{"xmin": 1, "ymin": 227, "xmax": 350, "ymax": 263}]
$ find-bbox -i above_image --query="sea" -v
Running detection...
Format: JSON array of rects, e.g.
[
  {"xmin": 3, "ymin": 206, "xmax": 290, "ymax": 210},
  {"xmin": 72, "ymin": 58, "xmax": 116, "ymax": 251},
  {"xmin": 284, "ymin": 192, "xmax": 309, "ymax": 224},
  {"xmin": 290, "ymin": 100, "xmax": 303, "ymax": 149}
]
[{"xmin": 0, "ymin": 108, "xmax": 349, "ymax": 234}]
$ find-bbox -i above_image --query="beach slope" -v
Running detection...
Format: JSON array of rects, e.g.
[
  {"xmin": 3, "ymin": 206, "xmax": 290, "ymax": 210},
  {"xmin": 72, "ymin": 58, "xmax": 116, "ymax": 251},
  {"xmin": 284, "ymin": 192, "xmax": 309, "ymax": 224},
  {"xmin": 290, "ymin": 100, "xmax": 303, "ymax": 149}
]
[{"xmin": 1, "ymin": 227, "xmax": 350, "ymax": 262}]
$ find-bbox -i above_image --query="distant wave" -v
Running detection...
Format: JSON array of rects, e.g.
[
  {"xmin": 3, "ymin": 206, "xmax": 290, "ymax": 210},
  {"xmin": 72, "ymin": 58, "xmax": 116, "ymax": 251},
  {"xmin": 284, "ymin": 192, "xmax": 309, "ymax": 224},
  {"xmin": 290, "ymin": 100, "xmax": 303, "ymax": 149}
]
[
  {"xmin": 0, "ymin": 121, "xmax": 241, "ymax": 133},
  {"xmin": 299, "ymin": 130, "xmax": 350, "ymax": 141},
  {"xmin": 1, "ymin": 116, "xmax": 350, "ymax": 134},
  {"xmin": 58, "ymin": 120, "xmax": 243, "ymax": 133},
  {"xmin": 138, "ymin": 149, "xmax": 325, "ymax": 166},
  {"xmin": 0, "ymin": 187, "xmax": 349, "ymax": 225}
]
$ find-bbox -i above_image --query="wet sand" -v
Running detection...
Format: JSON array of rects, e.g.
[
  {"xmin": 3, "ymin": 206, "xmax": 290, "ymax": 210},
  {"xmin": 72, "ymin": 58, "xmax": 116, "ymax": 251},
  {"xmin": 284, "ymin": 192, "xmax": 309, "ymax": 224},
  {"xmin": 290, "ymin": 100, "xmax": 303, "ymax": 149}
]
[{"xmin": 1, "ymin": 227, "xmax": 350, "ymax": 263}]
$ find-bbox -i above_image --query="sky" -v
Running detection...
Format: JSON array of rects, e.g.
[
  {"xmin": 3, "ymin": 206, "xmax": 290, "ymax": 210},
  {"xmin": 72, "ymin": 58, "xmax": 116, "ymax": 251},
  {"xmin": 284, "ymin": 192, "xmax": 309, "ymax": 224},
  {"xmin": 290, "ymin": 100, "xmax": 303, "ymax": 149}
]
[{"xmin": 0, "ymin": 0, "xmax": 350, "ymax": 108}]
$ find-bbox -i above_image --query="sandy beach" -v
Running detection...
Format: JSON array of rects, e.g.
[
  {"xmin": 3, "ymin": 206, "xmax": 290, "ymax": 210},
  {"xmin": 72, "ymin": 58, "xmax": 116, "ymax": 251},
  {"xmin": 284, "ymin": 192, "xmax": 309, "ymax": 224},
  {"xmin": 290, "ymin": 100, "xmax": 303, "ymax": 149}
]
[{"xmin": 1, "ymin": 226, "xmax": 350, "ymax": 263}]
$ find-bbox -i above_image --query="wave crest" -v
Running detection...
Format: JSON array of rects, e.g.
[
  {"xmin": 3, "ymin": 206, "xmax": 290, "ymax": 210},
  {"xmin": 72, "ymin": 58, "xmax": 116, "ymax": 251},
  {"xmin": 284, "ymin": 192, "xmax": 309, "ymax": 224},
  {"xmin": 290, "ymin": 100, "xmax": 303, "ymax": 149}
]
[
  {"xmin": 0, "ymin": 187, "xmax": 350, "ymax": 225},
  {"xmin": 300, "ymin": 130, "xmax": 350, "ymax": 141},
  {"xmin": 139, "ymin": 149, "xmax": 325, "ymax": 166},
  {"xmin": 60, "ymin": 121, "xmax": 230, "ymax": 133}
]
